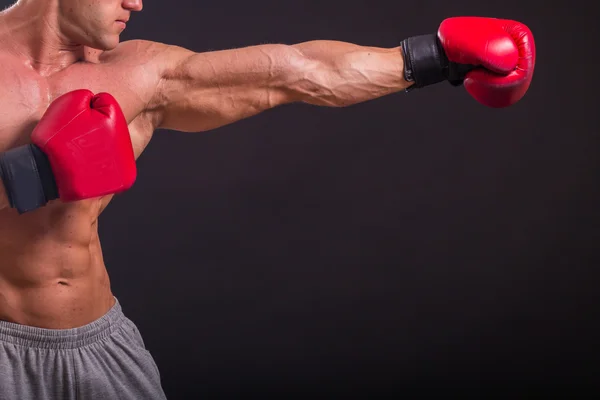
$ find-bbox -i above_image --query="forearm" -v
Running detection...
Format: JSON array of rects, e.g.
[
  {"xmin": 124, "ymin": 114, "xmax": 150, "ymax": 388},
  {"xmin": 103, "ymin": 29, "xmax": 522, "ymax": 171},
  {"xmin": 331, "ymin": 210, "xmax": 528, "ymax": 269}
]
[{"xmin": 287, "ymin": 40, "xmax": 412, "ymax": 107}]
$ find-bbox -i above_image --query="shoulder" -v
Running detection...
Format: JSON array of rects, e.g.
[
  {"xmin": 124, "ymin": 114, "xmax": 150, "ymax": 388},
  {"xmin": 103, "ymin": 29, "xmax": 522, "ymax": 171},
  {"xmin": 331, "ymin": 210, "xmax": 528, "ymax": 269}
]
[{"xmin": 99, "ymin": 40, "xmax": 193, "ymax": 75}]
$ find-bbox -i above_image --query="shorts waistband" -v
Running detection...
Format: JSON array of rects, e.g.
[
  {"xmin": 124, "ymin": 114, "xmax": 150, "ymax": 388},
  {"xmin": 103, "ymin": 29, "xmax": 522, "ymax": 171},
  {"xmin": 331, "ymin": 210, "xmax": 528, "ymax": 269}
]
[{"xmin": 0, "ymin": 298, "xmax": 125, "ymax": 349}]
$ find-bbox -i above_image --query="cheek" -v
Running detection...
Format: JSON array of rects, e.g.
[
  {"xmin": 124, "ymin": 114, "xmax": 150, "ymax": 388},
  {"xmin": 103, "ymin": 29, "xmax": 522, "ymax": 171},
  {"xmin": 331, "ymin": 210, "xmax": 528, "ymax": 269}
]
[{"xmin": 83, "ymin": 3, "xmax": 114, "ymax": 30}]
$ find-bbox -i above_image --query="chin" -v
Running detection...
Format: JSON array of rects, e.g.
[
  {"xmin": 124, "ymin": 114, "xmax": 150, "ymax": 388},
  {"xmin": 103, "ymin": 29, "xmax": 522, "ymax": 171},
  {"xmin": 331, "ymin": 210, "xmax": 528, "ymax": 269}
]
[
  {"xmin": 90, "ymin": 36, "xmax": 120, "ymax": 51},
  {"xmin": 103, "ymin": 41, "xmax": 120, "ymax": 51}
]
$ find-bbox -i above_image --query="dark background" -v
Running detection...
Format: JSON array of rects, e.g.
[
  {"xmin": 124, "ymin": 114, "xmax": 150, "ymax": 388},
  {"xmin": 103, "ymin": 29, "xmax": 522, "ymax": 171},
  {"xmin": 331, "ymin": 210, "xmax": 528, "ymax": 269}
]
[{"xmin": 5, "ymin": 0, "xmax": 599, "ymax": 397}]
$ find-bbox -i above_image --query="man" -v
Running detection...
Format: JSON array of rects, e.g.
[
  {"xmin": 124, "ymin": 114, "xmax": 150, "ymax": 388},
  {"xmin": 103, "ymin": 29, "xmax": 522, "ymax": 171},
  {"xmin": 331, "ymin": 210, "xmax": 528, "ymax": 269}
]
[{"xmin": 0, "ymin": 0, "xmax": 535, "ymax": 398}]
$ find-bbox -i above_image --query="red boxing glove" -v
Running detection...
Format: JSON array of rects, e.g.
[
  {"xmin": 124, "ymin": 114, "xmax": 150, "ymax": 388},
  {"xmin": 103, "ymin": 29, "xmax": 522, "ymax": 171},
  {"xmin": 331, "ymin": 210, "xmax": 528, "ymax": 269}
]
[
  {"xmin": 0, "ymin": 90, "xmax": 136, "ymax": 213},
  {"xmin": 401, "ymin": 16, "xmax": 536, "ymax": 108},
  {"xmin": 31, "ymin": 89, "xmax": 136, "ymax": 201},
  {"xmin": 438, "ymin": 17, "xmax": 536, "ymax": 108}
]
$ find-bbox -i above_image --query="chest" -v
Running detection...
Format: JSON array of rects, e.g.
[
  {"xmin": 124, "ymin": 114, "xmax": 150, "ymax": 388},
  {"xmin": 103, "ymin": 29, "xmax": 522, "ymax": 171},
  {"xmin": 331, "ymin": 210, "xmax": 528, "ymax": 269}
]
[{"xmin": 0, "ymin": 60, "xmax": 153, "ymax": 157}]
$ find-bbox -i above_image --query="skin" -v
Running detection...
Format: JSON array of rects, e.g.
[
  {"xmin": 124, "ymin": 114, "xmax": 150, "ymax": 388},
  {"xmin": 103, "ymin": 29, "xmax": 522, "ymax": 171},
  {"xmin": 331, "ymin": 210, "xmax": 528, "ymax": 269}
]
[{"xmin": 0, "ymin": 0, "xmax": 412, "ymax": 329}]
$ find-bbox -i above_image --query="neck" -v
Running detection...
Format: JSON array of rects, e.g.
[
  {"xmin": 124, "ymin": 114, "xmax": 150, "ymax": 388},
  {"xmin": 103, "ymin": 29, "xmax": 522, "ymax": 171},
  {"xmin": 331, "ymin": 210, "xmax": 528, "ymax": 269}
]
[{"xmin": 0, "ymin": 0, "xmax": 85, "ymax": 74}]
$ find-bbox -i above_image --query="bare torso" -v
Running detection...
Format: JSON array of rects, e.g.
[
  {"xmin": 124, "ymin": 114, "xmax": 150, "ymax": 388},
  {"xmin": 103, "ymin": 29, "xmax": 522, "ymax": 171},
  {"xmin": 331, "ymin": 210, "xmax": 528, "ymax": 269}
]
[
  {"xmin": 0, "ymin": 39, "xmax": 161, "ymax": 329},
  {"xmin": 0, "ymin": 0, "xmax": 408, "ymax": 332}
]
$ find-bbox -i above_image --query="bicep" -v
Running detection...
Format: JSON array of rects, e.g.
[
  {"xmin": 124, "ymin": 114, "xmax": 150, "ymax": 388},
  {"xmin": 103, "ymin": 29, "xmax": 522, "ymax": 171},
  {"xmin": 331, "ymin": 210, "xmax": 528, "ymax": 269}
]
[{"xmin": 152, "ymin": 44, "xmax": 301, "ymax": 132}]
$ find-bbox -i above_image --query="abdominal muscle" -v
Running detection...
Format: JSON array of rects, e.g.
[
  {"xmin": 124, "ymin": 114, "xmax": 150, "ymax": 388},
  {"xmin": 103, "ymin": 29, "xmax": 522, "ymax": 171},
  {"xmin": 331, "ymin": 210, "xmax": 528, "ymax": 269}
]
[{"xmin": 0, "ymin": 196, "xmax": 115, "ymax": 329}]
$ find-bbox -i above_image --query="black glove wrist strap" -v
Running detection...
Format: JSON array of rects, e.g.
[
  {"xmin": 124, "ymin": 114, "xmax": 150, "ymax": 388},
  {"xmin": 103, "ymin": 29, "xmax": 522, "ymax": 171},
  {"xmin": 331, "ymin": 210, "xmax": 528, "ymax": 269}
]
[
  {"xmin": 401, "ymin": 34, "xmax": 448, "ymax": 90},
  {"xmin": 401, "ymin": 33, "xmax": 474, "ymax": 90},
  {"xmin": 0, "ymin": 144, "xmax": 59, "ymax": 214}
]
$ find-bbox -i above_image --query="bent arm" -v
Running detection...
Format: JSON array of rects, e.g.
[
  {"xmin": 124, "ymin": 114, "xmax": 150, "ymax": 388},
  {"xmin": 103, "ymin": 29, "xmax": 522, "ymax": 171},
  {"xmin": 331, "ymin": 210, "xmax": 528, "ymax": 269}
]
[{"xmin": 151, "ymin": 41, "xmax": 412, "ymax": 132}]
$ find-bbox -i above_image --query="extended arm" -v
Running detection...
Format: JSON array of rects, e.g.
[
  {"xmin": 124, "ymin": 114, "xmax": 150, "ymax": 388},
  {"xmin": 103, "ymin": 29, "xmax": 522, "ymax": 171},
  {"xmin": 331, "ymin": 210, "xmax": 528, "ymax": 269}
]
[
  {"xmin": 150, "ymin": 41, "xmax": 411, "ymax": 132},
  {"xmin": 149, "ymin": 17, "xmax": 536, "ymax": 133}
]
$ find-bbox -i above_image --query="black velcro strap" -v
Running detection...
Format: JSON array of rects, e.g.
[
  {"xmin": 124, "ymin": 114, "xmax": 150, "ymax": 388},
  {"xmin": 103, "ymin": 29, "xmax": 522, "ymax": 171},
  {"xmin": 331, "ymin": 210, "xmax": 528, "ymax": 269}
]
[
  {"xmin": 0, "ymin": 144, "xmax": 58, "ymax": 214},
  {"xmin": 401, "ymin": 33, "xmax": 478, "ymax": 90},
  {"xmin": 400, "ymin": 34, "xmax": 448, "ymax": 89},
  {"xmin": 29, "ymin": 145, "xmax": 59, "ymax": 201}
]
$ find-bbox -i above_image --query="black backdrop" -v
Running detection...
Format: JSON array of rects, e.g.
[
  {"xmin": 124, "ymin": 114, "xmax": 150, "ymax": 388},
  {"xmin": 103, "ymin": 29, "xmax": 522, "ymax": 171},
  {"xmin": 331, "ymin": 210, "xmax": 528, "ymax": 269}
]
[{"xmin": 2, "ymin": 0, "xmax": 599, "ymax": 397}]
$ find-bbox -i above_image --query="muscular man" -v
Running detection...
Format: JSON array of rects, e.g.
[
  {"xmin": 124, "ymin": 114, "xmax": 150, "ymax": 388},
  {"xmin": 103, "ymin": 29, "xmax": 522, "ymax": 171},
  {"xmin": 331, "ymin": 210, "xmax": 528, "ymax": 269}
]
[{"xmin": 0, "ymin": 0, "xmax": 536, "ymax": 398}]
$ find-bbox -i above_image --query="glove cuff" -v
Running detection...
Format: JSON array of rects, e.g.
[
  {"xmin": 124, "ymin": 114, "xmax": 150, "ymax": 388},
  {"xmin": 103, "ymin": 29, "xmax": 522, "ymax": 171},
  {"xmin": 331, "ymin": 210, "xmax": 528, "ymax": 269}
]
[
  {"xmin": 401, "ymin": 34, "xmax": 477, "ymax": 91},
  {"xmin": 400, "ymin": 34, "xmax": 449, "ymax": 89},
  {"xmin": 0, "ymin": 144, "xmax": 58, "ymax": 214}
]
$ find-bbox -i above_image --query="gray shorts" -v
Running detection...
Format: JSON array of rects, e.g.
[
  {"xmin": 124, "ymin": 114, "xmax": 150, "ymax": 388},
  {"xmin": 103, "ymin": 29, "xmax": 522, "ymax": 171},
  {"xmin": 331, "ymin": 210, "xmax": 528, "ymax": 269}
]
[{"xmin": 0, "ymin": 299, "xmax": 167, "ymax": 400}]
